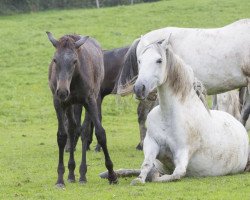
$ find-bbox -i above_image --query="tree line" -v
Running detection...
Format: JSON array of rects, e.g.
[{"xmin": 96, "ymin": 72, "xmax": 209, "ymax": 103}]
[{"xmin": 0, "ymin": 0, "xmax": 159, "ymax": 15}]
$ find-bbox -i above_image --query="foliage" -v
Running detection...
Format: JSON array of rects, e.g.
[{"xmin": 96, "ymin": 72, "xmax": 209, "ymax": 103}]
[
  {"xmin": 0, "ymin": 0, "xmax": 250, "ymax": 199},
  {"xmin": 0, "ymin": 0, "xmax": 159, "ymax": 15}
]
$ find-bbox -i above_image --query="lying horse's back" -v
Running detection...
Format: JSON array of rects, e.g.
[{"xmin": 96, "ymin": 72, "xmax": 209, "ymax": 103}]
[{"xmin": 187, "ymin": 109, "xmax": 248, "ymax": 177}]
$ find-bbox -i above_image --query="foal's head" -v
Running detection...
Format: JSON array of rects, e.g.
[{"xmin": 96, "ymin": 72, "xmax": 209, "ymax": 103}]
[
  {"xmin": 46, "ymin": 32, "xmax": 89, "ymax": 101},
  {"xmin": 134, "ymin": 39, "xmax": 169, "ymax": 100}
]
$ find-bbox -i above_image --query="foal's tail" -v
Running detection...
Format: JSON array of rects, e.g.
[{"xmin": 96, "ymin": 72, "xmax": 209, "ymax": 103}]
[{"xmin": 99, "ymin": 169, "xmax": 141, "ymax": 179}]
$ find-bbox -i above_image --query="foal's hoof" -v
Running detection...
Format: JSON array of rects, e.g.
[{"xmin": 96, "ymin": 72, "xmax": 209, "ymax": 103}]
[
  {"xmin": 79, "ymin": 180, "xmax": 87, "ymax": 185},
  {"xmin": 68, "ymin": 178, "xmax": 76, "ymax": 183},
  {"xmin": 79, "ymin": 177, "xmax": 87, "ymax": 185},
  {"xmin": 108, "ymin": 172, "xmax": 118, "ymax": 185},
  {"xmin": 95, "ymin": 146, "xmax": 102, "ymax": 152},
  {"xmin": 130, "ymin": 178, "xmax": 145, "ymax": 186},
  {"xmin": 55, "ymin": 183, "xmax": 65, "ymax": 189}
]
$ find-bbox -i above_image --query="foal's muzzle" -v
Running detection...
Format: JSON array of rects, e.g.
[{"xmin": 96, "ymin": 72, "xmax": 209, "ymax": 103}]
[
  {"xmin": 133, "ymin": 83, "xmax": 148, "ymax": 100},
  {"xmin": 56, "ymin": 88, "xmax": 69, "ymax": 101}
]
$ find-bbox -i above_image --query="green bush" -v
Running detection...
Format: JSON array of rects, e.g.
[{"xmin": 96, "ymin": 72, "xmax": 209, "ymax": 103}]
[{"xmin": 0, "ymin": 0, "xmax": 159, "ymax": 15}]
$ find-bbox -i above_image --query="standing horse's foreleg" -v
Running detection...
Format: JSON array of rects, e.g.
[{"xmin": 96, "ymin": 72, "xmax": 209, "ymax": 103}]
[
  {"xmin": 212, "ymin": 95, "xmax": 218, "ymax": 110},
  {"xmin": 136, "ymin": 101, "xmax": 147, "ymax": 150},
  {"xmin": 87, "ymin": 97, "xmax": 118, "ymax": 184},
  {"xmin": 79, "ymin": 111, "xmax": 92, "ymax": 183},
  {"xmin": 66, "ymin": 106, "xmax": 77, "ymax": 182},
  {"xmin": 131, "ymin": 135, "xmax": 159, "ymax": 185},
  {"xmin": 240, "ymin": 87, "xmax": 250, "ymax": 126},
  {"xmin": 54, "ymin": 99, "xmax": 67, "ymax": 187}
]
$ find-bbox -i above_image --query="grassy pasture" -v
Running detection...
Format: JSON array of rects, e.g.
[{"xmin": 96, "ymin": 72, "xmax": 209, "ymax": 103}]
[{"xmin": 0, "ymin": 0, "xmax": 250, "ymax": 199}]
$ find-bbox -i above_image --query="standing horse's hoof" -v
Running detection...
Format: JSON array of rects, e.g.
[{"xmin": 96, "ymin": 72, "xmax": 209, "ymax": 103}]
[
  {"xmin": 55, "ymin": 183, "xmax": 66, "ymax": 189},
  {"xmin": 130, "ymin": 178, "xmax": 145, "ymax": 186}
]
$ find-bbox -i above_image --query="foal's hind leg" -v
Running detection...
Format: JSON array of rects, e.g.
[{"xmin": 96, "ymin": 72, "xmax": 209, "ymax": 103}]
[
  {"xmin": 86, "ymin": 97, "xmax": 118, "ymax": 184},
  {"xmin": 79, "ymin": 111, "xmax": 92, "ymax": 183},
  {"xmin": 66, "ymin": 106, "xmax": 77, "ymax": 182}
]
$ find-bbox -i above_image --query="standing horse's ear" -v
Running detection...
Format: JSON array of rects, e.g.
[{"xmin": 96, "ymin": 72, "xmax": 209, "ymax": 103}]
[
  {"xmin": 75, "ymin": 36, "xmax": 89, "ymax": 49},
  {"xmin": 46, "ymin": 32, "xmax": 58, "ymax": 48}
]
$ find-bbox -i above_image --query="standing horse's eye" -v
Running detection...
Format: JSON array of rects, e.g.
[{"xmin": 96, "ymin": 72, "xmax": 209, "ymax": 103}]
[
  {"xmin": 156, "ymin": 59, "xmax": 162, "ymax": 64},
  {"xmin": 138, "ymin": 60, "xmax": 141, "ymax": 64},
  {"xmin": 73, "ymin": 59, "xmax": 77, "ymax": 64}
]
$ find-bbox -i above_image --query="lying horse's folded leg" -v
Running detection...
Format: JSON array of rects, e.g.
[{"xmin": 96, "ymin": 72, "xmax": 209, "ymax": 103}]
[
  {"xmin": 153, "ymin": 150, "xmax": 188, "ymax": 182},
  {"xmin": 131, "ymin": 136, "xmax": 159, "ymax": 185}
]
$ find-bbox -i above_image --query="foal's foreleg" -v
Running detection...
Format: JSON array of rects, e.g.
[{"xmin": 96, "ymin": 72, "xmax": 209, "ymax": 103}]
[
  {"xmin": 54, "ymin": 99, "xmax": 67, "ymax": 187},
  {"xmin": 87, "ymin": 97, "xmax": 118, "ymax": 184},
  {"xmin": 131, "ymin": 136, "xmax": 159, "ymax": 185},
  {"xmin": 66, "ymin": 106, "xmax": 77, "ymax": 182}
]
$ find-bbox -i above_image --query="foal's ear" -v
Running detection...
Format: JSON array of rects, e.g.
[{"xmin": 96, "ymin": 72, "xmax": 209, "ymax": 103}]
[
  {"xmin": 46, "ymin": 32, "xmax": 58, "ymax": 48},
  {"xmin": 75, "ymin": 36, "xmax": 89, "ymax": 49}
]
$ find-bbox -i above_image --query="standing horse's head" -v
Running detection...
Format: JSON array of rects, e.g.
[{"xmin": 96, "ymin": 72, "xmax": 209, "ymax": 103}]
[
  {"xmin": 46, "ymin": 32, "xmax": 89, "ymax": 101},
  {"xmin": 134, "ymin": 39, "xmax": 169, "ymax": 100}
]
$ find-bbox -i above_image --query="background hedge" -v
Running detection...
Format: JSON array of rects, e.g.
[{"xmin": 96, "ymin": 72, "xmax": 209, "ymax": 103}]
[{"xmin": 0, "ymin": 0, "xmax": 159, "ymax": 15}]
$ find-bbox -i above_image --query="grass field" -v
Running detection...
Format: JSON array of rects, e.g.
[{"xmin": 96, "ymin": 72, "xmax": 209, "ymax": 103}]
[{"xmin": 0, "ymin": 0, "xmax": 250, "ymax": 199}]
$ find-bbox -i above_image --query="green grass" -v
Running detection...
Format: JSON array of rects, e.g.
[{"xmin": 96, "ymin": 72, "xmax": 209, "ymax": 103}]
[{"xmin": 0, "ymin": 0, "xmax": 250, "ymax": 199}]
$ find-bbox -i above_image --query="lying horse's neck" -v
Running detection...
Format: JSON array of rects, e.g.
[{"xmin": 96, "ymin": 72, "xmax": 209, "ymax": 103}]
[{"xmin": 157, "ymin": 48, "xmax": 195, "ymax": 115}]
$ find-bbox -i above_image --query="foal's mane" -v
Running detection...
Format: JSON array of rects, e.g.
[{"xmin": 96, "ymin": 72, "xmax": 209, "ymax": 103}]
[{"xmin": 57, "ymin": 35, "xmax": 81, "ymax": 50}]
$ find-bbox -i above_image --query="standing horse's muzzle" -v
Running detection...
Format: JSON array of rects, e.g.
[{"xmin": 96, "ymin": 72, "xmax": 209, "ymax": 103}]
[{"xmin": 134, "ymin": 83, "xmax": 147, "ymax": 100}]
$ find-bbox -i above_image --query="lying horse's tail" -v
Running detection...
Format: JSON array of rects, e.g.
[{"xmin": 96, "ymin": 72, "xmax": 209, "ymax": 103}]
[
  {"xmin": 100, "ymin": 169, "xmax": 141, "ymax": 179},
  {"xmin": 244, "ymin": 148, "xmax": 250, "ymax": 172}
]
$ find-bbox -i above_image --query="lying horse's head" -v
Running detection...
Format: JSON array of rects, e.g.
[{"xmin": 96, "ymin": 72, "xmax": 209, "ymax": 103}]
[{"xmin": 46, "ymin": 32, "xmax": 89, "ymax": 101}]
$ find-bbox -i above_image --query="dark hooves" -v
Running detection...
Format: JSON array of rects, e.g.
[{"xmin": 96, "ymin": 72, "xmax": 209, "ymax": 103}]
[
  {"xmin": 95, "ymin": 146, "xmax": 102, "ymax": 152},
  {"xmin": 68, "ymin": 178, "xmax": 76, "ymax": 183},
  {"xmin": 136, "ymin": 143, "xmax": 143, "ymax": 151},
  {"xmin": 108, "ymin": 173, "xmax": 118, "ymax": 185},
  {"xmin": 55, "ymin": 183, "xmax": 65, "ymax": 188}
]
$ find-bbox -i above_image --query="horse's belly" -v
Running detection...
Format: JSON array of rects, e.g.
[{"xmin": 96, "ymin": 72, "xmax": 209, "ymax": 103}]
[{"xmin": 187, "ymin": 110, "xmax": 249, "ymax": 177}]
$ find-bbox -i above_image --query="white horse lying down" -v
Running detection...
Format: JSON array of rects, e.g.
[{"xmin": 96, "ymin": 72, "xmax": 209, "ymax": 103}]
[
  {"xmin": 116, "ymin": 19, "xmax": 250, "ymax": 125},
  {"xmin": 101, "ymin": 40, "xmax": 249, "ymax": 184},
  {"xmin": 212, "ymin": 89, "xmax": 250, "ymax": 130}
]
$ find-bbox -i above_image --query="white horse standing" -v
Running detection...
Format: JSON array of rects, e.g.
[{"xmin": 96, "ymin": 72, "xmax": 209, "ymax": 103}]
[
  {"xmin": 130, "ymin": 40, "xmax": 249, "ymax": 184},
  {"xmin": 212, "ymin": 89, "xmax": 250, "ymax": 130},
  {"xmin": 116, "ymin": 19, "xmax": 250, "ymax": 125}
]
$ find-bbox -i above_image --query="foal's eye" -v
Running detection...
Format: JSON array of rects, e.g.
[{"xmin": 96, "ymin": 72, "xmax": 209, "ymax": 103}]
[
  {"xmin": 53, "ymin": 58, "xmax": 57, "ymax": 63},
  {"xmin": 73, "ymin": 59, "xmax": 77, "ymax": 64},
  {"xmin": 156, "ymin": 59, "xmax": 162, "ymax": 64},
  {"xmin": 138, "ymin": 60, "xmax": 141, "ymax": 64}
]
